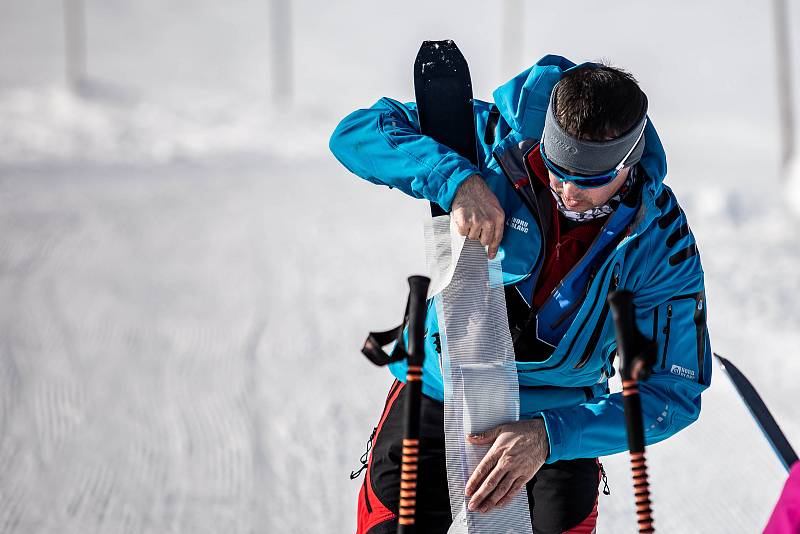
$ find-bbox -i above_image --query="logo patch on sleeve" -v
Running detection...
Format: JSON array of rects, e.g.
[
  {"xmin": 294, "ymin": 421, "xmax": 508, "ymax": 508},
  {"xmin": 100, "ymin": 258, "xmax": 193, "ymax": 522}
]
[{"xmin": 670, "ymin": 364, "xmax": 696, "ymax": 380}]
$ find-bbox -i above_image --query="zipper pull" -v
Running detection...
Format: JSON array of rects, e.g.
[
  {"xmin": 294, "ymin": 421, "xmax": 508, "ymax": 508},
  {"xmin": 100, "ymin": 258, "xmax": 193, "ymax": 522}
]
[
  {"xmin": 350, "ymin": 426, "xmax": 377, "ymax": 480},
  {"xmin": 599, "ymin": 461, "xmax": 611, "ymax": 495},
  {"xmin": 609, "ymin": 263, "xmax": 620, "ymax": 290},
  {"xmin": 555, "ymin": 242, "xmax": 561, "ymax": 261},
  {"xmin": 662, "ymin": 304, "xmax": 673, "ymax": 335}
]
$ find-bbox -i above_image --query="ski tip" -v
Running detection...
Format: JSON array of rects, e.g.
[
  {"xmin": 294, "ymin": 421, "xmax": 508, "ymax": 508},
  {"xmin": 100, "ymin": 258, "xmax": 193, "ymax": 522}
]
[
  {"xmin": 415, "ymin": 40, "xmax": 463, "ymax": 65},
  {"xmin": 414, "ymin": 39, "xmax": 471, "ymax": 87},
  {"xmin": 712, "ymin": 352, "xmax": 729, "ymax": 368},
  {"xmin": 419, "ymin": 39, "xmax": 457, "ymax": 51}
]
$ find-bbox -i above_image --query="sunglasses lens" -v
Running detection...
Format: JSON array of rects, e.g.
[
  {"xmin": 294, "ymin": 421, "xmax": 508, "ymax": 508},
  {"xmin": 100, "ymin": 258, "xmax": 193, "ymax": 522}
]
[
  {"xmin": 541, "ymin": 148, "xmax": 618, "ymax": 189},
  {"xmin": 570, "ymin": 174, "xmax": 617, "ymax": 188}
]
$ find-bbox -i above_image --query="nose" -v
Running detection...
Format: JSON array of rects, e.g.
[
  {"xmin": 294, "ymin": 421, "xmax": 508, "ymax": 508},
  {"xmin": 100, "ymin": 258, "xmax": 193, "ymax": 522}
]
[{"xmin": 562, "ymin": 181, "xmax": 580, "ymax": 197}]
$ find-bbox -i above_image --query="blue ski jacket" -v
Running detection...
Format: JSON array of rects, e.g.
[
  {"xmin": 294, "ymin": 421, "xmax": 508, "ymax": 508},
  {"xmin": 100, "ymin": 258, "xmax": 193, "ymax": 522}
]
[{"xmin": 330, "ymin": 55, "xmax": 712, "ymax": 463}]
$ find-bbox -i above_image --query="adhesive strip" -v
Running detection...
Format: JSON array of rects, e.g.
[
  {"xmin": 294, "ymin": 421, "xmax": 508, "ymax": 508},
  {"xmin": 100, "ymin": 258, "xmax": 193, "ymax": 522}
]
[{"xmin": 425, "ymin": 215, "xmax": 534, "ymax": 534}]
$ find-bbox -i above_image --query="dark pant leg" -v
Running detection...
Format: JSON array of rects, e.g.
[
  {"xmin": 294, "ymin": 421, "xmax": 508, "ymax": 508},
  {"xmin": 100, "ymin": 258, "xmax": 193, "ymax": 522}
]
[
  {"xmin": 527, "ymin": 458, "xmax": 600, "ymax": 534},
  {"xmin": 356, "ymin": 381, "xmax": 451, "ymax": 534}
]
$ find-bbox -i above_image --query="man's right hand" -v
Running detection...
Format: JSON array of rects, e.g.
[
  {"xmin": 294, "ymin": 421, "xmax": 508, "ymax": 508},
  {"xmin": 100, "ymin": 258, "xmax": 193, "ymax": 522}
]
[{"xmin": 451, "ymin": 174, "xmax": 506, "ymax": 259}]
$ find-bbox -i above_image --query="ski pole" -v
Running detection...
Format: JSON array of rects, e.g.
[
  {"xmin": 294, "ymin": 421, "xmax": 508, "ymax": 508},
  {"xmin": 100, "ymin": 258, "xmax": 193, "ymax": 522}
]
[
  {"xmin": 397, "ymin": 275, "xmax": 430, "ymax": 534},
  {"xmin": 608, "ymin": 290, "xmax": 658, "ymax": 534}
]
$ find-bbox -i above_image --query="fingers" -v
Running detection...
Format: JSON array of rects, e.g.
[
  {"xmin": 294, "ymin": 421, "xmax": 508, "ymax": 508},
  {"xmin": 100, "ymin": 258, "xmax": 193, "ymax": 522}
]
[
  {"xmin": 493, "ymin": 477, "xmax": 527, "ymax": 509},
  {"xmin": 464, "ymin": 424, "xmax": 505, "ymax": 498},
  {"xmin": 461, "ymin": 213, "xmax": 504, "ymax": 260},
  {"xmin": 450, "ymin": 173, "xmax": 506, "ymax": 260},
  {"xmin": 475, "ymin": 472, "xmax": 516, "ymax": 513},
  {"xmin": 467, "ymin": 224, "xmax": 483, "ymax": 242},
  {"xmin": 452, "ymin": 212, "xmax": 480, "ymax": 239},
  {"xmin": 465, "ymin": 447, "xmax": 500, "ymax": 497},
  {"xmin": 452, "ymin": 210, "xmax": 470, "ymax": 237},
  {"xmin": 478, "ymin": 223, "xmax": 494, "ymax": 247},
  {"xmin": 467, "ymin": 464, "xmax": 507, "ymax": 512},
  {"xmin": 470, "ymin": 221, "xmax": 501, "ymax": 256},
  {"xmin": 463, "ymin": 418, "xmax": 548, "ymax": 514},
  {"xmin": 487, "ymin": 217, "xmax": 504, "ymax": 259},
  {"xmin": 458, "ymin": 219, "xmax": 497, "ymax": 254}
]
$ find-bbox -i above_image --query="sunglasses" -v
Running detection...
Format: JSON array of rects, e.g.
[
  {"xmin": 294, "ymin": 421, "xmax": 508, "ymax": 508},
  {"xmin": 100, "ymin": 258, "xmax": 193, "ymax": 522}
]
[{"xmin": 540, "ymin": 118, "xmax": 648, "ymax": 189}]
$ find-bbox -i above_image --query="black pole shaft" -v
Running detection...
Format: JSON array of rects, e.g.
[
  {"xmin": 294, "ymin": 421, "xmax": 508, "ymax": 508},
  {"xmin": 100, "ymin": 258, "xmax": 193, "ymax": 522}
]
[
  {"xmin": 397, "ymin": 275, "xmax": 429, "ymax": 533},
  {"xmin": 609, "ymin": 290, "xmax": 655, "ymax": 533},
  {"xmin": 622, "ymin": 387, "xmax": 646, "ymax": 454}
]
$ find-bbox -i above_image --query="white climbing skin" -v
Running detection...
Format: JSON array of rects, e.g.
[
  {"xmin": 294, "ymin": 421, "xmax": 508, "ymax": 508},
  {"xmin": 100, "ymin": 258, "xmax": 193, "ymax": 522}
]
[
  {"xmin": 425, "ymin": 215, "xmax": 534, "ymax": 534},
  {"xmin": 425, "ymin": 217, "xmax": 467, "ymax": 299}
]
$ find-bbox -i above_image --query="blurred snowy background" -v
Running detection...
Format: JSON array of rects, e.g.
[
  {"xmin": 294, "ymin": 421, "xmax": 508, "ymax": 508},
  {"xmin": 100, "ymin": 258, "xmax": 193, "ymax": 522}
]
[{"xmin": 1, "ymin": 1, "xmax": 799, "ymax": 532}]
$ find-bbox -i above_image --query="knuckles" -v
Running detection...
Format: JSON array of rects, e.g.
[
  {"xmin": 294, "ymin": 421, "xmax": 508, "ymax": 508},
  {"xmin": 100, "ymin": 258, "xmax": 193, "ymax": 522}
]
[{"xmin": 497, "ymin": 457, "xmax": 513, "ymax": 471}]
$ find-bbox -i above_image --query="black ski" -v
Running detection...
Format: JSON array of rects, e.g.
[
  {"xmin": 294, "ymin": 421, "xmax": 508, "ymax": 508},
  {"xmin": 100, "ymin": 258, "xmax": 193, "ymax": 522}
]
[
  {"xmin": 413, "ymin": 40, "xmax": 478, "ymax": 216},
  {"xmin": 361, "ymin": 40, "xmax": 478, "ymax": 368},
  {"xmin": 714, "ymin": 353, "xmax": 798, "ymax": 472}
]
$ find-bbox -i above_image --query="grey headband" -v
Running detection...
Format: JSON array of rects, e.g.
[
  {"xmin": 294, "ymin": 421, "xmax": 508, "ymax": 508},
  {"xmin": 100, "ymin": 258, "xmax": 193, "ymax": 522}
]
[{"xmin": 541, "ymin": 81, "xmax": 648, "ymax": 175}]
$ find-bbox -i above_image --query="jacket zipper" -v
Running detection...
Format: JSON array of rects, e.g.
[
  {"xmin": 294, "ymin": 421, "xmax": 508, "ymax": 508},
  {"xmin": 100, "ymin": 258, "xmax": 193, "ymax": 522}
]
[
  {"xmin": 694, "ymin": 295, "xmax": 706, "ymax": 383},
  {"xmin": 493, "ymin": 148, "xmax": 546, "ymax": 306},
  {"xmin": 494, "ymin": 146, "xmax": 608, "ymax": 328},
  {"xmin": 574, "ymin": 268, "xmax": 619, "ymax": 369},
  {"xmin": 651, "ymin": 307, "xmax": 659, "ymax": 356},
  {"xmin": 518, "ymin": 259, "xmax": 615, "ymax": 373},
  {"xmin": 544, "ymin": 213, "xmax": 618, "ymax": 326},
  {"xmin": 493, "ymin": 148, "xmax": 542, "ymax": 231},
  {"xmin": 520, "ymin": 144, "xmax": 614, "ymax": 319},
  {"xmin": 660, "ymin": 305, "xmax": 673, "ymax": 369},
  {"xmin": 493, "ymin": 146, "xmax": 635, "ymax": 373},
  {"xmin": 549, "ymin": 268, "xmax": 598, "ymax": 330}
]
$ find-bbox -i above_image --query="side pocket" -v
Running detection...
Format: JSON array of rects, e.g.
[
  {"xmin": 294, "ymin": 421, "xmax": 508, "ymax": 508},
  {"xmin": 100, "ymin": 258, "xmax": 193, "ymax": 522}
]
[
  {"xmin": 362, "ymin": 475, "xmax": 373, "ymax": 513},
  {"xmin": 657, "ymin": 293, "xmax": 704, "ymax": 380}
]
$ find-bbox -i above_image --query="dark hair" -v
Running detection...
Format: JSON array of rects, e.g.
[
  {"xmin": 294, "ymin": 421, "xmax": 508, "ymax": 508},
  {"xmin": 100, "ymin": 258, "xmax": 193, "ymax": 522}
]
[{"xmin": 553, "ymin": 64, "xmax": 646, "ymax": 141}]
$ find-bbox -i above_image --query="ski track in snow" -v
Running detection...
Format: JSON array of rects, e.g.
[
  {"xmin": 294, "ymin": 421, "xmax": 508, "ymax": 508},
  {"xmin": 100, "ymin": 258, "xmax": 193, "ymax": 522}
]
[
  {"xmin": 0, "ymin": 154, "xmax": 798, "ymax": 533},
  {"xmin": 0, "ymin": 157, "xmax": 424, "ymax": 534}
]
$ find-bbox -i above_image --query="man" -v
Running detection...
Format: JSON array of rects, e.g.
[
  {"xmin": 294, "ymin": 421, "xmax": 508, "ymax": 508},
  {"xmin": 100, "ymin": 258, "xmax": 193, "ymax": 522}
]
[{"xmin": 331, "ymin": 55, "xmax": 711, "ymax": 534}]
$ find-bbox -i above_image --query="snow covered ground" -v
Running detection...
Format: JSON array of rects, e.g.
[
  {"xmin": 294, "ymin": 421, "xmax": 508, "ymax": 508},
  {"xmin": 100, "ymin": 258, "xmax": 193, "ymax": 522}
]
[{"xmin": 1, "ymin": 1, "xmax": 800, "ymax": 533}]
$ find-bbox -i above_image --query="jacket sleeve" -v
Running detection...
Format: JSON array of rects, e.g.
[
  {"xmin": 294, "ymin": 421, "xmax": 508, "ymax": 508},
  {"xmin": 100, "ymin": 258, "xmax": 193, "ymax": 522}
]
[
  {"xmin": 329, "ymin": 97, "xmax": 480, "ymax": 210},
  {"xmin": 539, "ymin": 192, "xmax": 712, "ymax": 462}
]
